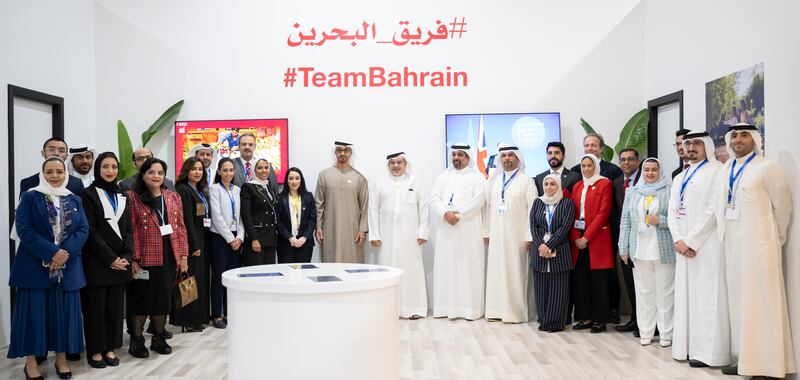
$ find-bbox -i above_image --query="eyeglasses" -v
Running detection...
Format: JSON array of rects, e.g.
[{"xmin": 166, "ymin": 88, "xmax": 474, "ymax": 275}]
[
  {"xmin": 682, "ymin": 140, "xmax": 704, "ymax": 147},
  {"xmin": 619, "ymin": 157, "xmax": 638, "ymax": 163}
]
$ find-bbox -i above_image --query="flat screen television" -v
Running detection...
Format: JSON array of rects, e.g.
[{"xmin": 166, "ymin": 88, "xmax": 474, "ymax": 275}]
[
  {"xmin": 445, "ymin": 112, "xmax": 561, "ymax": 177},
  {"xmin": 174, "ymin": 118, "xmax": 289, "ymax": 183}
]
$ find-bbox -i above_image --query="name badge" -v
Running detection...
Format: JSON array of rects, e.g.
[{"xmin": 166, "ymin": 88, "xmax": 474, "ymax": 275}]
[
  {"xmin": 676, "ymin": 208, "xmax": 688, "ymax": 219},
  {"xmin": 497, "ymin": 203, "xmax": 507, "ymax": 215},
  {"xmin": 574, "ymin": 220, "xmax": 585, "ymax": 230},
  {"xmin": 231, "ymin": 222, "xmax": 238, "ymax": 231},
  {"xmin": 196, "ymin": 203, "xmax": 206, "ymax": 216},
  {"xmin": 159, "ymin": 224, "xmax": 173, "ymax": 236},
  {"xmin": 725, "ymin": 208, "xmax": 740, "ymax": 221},
  {"xmin": 543, "ymin": 232, "xmax": 551, "ymax": 243},
  {"xmin": 203, "ymin": 218, "xmax": 212, "ymax": 228}
]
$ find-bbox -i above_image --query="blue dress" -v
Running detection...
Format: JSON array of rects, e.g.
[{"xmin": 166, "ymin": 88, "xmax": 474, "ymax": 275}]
[{"xmin": 8, "ymin": 191, "xmax": 88, "ymax": 358}]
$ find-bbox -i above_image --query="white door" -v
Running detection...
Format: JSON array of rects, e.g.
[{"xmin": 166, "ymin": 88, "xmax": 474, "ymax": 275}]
[{"xmin": 657, "ymin": 102, "xmax": 681, "ymax": 174}]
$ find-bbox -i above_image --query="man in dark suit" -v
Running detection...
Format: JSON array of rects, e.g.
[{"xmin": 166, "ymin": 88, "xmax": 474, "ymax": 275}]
[
  {"xmin": 671, "ymin": 129, "xmax": 690, "ymax": 179},
  {"xmin": 570, "ymin": 133, "xmax": 623, "ymax": 181},
  {"xmin": 611, "ymin": 148, "xmax": 642, "ymax": 335},
  {"xmin": 534, "ymin": 142, "xmax": 582, "ymax": 195},
  {"xmin": 232, "ymin": 132, "xmax": 278, "ymax": 196},
  {"xmin": 118, "ymin": 147, "xmax": 175, "ymax": 192},
  {"xmin": 19, "ymin": 137, "xmax": 85, "ymax": 196}
]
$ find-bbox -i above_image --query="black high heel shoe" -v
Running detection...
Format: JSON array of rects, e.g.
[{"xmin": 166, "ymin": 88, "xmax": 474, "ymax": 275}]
[
  {"xmin": 24, "ymin": 366, "xmax": 44, "ymax": 380},
  {"xmin": 55, "ymin": 362, "xmax": 73, "ymax": 379}
]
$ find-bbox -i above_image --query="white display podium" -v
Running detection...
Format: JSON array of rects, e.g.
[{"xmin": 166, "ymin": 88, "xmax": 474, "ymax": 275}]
[{"xmin": 222, "ymin": 263, "xmax": 403, "ymax": 380}]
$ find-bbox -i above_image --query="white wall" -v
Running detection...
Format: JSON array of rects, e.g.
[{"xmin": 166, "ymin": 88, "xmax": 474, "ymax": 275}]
[
  {"xmin": 92, "ymin": 0, "xmax": 645, "ymax": 302},
  {"xmin": 0, "ymin": 0, "xmax": 96, "ymax": 346},
  {"xmin": 644, "ymin": 0, "xmax": 800, "ymax": 375}
]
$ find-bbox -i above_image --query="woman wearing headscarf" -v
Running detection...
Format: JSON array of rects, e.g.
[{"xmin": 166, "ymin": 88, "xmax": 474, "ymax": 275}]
[
  {"xmin": 8, "ymin": 157, "xmax": 88, "ymax": 380},
  {"xmin": 240, "ymin": 158, "xmax": 278, "ymax": 266},
  {"xmin": 126, "ymin": 158, "xmax": 189, "ymax": 358},
  {"xmin": 619, "ymin": 157, "xmax": 675, "ymax": 347},
  {"xmin": 530, "ymin": 174, "xmax": 575, "ymax": 332},
  {"xmin": 80, "ymin": 152, "xmax": 133, "ymax": 369},
  {"xmin": 569, "ymin": 154, "xmax": 614, "ymax": 333}
]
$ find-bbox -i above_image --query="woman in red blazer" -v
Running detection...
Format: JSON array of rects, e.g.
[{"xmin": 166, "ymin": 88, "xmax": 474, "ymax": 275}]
[{"xmin": 570, "ymin": 154, "xmax": 614, "ymax": 333}]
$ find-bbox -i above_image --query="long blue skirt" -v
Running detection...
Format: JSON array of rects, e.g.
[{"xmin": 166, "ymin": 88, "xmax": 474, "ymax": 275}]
[{"xmin": 7, "ymin": 285, "xmax": 84, "ymax": 358}]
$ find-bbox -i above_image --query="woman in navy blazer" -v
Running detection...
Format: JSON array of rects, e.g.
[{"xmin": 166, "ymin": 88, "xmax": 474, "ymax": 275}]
[
  {"xmin": 8, "ymin": 157, "xmax": 88, "ymax": 380},
  {"xmin": 276, "ymin": 167, "xmax": 317, "ymax": 263}
]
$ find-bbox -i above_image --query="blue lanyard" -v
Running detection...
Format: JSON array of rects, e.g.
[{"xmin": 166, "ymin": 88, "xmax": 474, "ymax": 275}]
[
  {"xmin": 728, "ymin": 152, "xmax": 756, "ymax": 204},
  {"xmin": 220, "ymin": 183, "xmax": 236, "ymax": 220},
  {"xmin": 156, "ymin": 196, "xmax": 166, "ymax": 226},
  {"xmin": 191, "ymin": 185, "xmax": 209, "ymax": 217},
  {"xmin": 545, "ymin": 203, "xmax": 557, "ymax": 232},
  {"xmin": 501, "ymin": 170, "xmax": 519, "ymax": 202},
  {"xmin": 448, "ymin": 193, "xmax": 454, "ymax": 206},
  {"xmin": 104, "ymin": 190, "xmax": 118, "ymax": 214},
  {"xmin": 679, "ymin": 160, "xmax": 708, "ymax": 207}
]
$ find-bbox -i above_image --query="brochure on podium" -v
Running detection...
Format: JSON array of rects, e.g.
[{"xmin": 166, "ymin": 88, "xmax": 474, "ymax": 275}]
[
  {"xmin": 344, "ymin": 268, "xmax": 389, "ymax": 273},
  {"xmin": 289, "ymin": 264, "xmax": 318, "ymax": 270},
  {"xmin": 238, "ymin": 272, "xmax": 284, "ymax": 278},
  {"xmin": 308, "ymin": 275, "xmax": 342, "ymax": 282}
]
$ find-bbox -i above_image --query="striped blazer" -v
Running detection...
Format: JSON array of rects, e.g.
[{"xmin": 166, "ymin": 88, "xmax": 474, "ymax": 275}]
[
  {"xmin": 618, "ymin": 186, "xmax": 675, "ymax": 264},
  {"xmin": 529, "ymin": 197, "xmax": 576, "ymax": 273}
]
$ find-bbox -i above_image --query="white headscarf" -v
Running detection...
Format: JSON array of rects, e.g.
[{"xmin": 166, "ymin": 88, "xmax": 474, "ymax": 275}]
[
  {"xmin": 248, "ymin": 158, "xmax": 271, "ymax": 188},
  {"xmin": 385, "ymin": 152, "xmax": 412, "ymax": 176},
  {"xmin": 539, "ymin": 173, "xmax": 563, "ymax": 205},
  {"xmin": 32, "ymin": 157, "xmax": 72, "ymax": 197},
  {"xmin": 633, "ymin": 157, "xmax": 670, "ymax": 196},
  {"xmin": 495, "ymin": 142, "xmax": 526, "ymax": 174},
  {"xmin": 683, "ymin": 130, "xmax": 719, "ymax": 166},
  {"xmin": 67, "ymin": 143, "xmax": 96, "ymax": 185},
  {"xmin": 578, "ymin": 154, "xmax": 605, "ymax": 186},
  {"xmin": 724, "ymin": 123, "xmax": 763, "ymax": 158},
  {"xmin": 449, "ymin": 143, "xmax": 473, "ymax": 168},
  {"xmin": 331, "ymin": 141, "xmax": 356, "ymax": 166}
]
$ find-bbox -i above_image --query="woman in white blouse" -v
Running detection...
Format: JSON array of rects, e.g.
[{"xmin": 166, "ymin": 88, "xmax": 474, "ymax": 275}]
[{"xmin": 208, "ymin": 157, "xmax": 244, "ymax": 329}]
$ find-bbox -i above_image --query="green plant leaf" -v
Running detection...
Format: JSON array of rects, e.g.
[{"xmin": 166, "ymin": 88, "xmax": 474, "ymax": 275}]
[
  {"xmin": 117, "ymin": 120, "xmax": 136, "ymax": 179},
  {"xmin": 141, "ymin": 99, "xmax": 184, "ymax": 147},
  {"xmin": 579, "ymin": 117, "xmax": 615, "ymax": 161},
  {"xmin": 613, "ymin": 109, "xmax": 649, "ymax": 159}
]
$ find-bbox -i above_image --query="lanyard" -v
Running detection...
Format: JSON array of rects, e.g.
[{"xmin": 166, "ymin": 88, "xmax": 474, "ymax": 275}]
[
  {"xmin": 501, "ymin": 170, "xmax": 519, "ymax": 202},
  {"xmin": 644, "ymin": 195, "xmax": 655, "ymax": 225},
  {"xmin": 290, "ymin": 193, "xmax": 301, "ymax": 227},
  {"xmin": 156, "ymin": 196, "xmax": 167, "ymax": 226},
  {"xmin": 679, "ymin": 160, "xmax": 707, "ymax": 207},
  {"xmin": 220, "ymin": 183, "xmax": 236, "ymax": 220},
  {"xmin": 104, "ymin": 190, "xmax": 118, "ymax": 214},
  {"xmin": 728, "ymin": 152, "xmax": 756, "ymax": 204},
  {"xmin": 448, "ymin": 192, "xmax": 454, "ymax": 206},
  {"xmin": 545, "ymin": 203, "xmax": 557, "ymax": 232},
  {"xmin": 191, "ymin": 185, "xmax": 209, "ymax": 217}
]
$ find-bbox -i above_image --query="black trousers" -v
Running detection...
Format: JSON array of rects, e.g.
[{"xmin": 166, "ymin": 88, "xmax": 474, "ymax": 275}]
[
  {"xmin": 609, "ymin": 250, "xmax": 621, "ymax": 314},
  {"xmin": 277, "ymin": 243, "xmax": 313, "ymax": 264},
  {"xmin": 573, "ymin": 249, "xmax": 611, "ymax": 323},
  {"xmin": 210, "ymin": 233, "xmax": 242, "ymax": 318},
  {"xmin": 241, "ymin": 241, "xmax": 276, "ymax": 267},
  {"xmin": 81, "ymin": 283, "xmax": 125, "ymax": 353},
  {"xmin": 533, "ymin": 271, "xmax": 570, "ymax": 331},
  {"xmin": 621, "ymin": 260, "xmax": 637, "ymax": 323}
]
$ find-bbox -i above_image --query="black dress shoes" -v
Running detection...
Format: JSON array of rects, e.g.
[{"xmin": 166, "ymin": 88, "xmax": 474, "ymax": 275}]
[
  {"xmin": 720, "ymin": 365, "xmax": 738, "ymax": 375},
  {"xmin": 572, "ymin": 321, "xmax": 593, "ymax": 330},
  {"xmin": 150, "ymin": 334, "xmax": 173, "ymax": 355},
  {"xmin": 615, "ymin": 320, "xmax": 637, "ymax": 332},
  {"xmin": 590, "ymin": 322, "xmax": 607, "ymax": 333},
  {"xmin": 129, "ymin": 335, "xmax": 150, "ymax": 359},
  {"xmin": 688, "ymin": 359, "xmax": 708, "ymax": 368},
  {"xmin": 87, "ymin": 354, "xmax": 107, "ymax": 369}
]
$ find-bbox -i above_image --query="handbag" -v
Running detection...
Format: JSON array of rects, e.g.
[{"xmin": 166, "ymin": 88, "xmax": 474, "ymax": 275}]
[{"xmin": 173, "ymin": 272, "xmax": 198, "ymax": 308}]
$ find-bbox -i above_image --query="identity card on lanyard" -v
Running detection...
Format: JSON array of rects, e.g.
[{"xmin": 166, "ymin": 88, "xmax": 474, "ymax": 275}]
[
  {"xmin": 543, "ymin": 204, "xmax": 556, "ymax": 242},
  {"xmin": 221, "ymin": 184, "xmax": 237, "ymax": 231},
  {"xmin": 498, "ymin": 170, "xmax": 518, "ymax": 215},
  {"xmin": 157, "ymin": 196, "xmax": 173, "ymax": 236},
  {"xmin": 726, "ymin": 152, "xmax": 755, "ymax": 221},
  {"xmin": 193, "ymin": 186, "xmax": 211, "ymax": 228}
]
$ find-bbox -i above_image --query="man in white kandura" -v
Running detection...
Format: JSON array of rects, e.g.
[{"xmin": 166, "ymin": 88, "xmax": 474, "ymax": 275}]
[
  {"xmin": 668, "ymin": 130, "xmax": 730, "ymax": 368},
  {"xmin": 431, "ymin": 144, "xmax": 487, "ymax": 320},
  {"xmin": 369, "ymin": 152, "xmax": 429, "ymax": 319},
  {"xmin": 715, "ymin": 123, "xmax": 795, "ymax": 379},
  {"xmin": 483, "ymin": 144, "xmax": 538, "ymax": 323}
]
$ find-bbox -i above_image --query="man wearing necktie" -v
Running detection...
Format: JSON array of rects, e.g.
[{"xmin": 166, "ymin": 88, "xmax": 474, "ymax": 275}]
[
  {"xmin": 232, "ymin": 132, "xmax": 278, "ymax": 196},
  {"xmin": 611, "ymin": 148, "xmax": 642, "ymax": 335},
  {"xmin": 671, "ymin": 129, "xmax": 690, "ymax": 179}
]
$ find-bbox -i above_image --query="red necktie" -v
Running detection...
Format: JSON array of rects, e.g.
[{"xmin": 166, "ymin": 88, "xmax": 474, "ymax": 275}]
[
  {"xmin": 245, "ymin": 161, "xmax": 252, "ymax": 180},
  {"xmin": 624, "ymin": 178, "xmax": 631, "ymax": 192}
]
